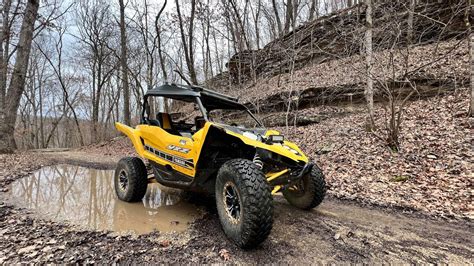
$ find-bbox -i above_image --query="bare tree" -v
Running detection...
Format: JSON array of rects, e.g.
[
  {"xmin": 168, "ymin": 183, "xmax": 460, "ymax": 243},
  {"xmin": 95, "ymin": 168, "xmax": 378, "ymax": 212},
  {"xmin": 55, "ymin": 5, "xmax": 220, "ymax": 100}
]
[
  {"xmin": 119, "ymin": 0, "xmax": 131, "ymax": 125},
  {"xmin": 175, "ymin": 0, "xmax": 198, "ymax": 84},
  {"xmin": 271, "ymin": 0, "xmax": 283, "ymax": 36},
  {"xmin": 308, "ymin": 0, "xmax": 318, "ymax": 21},
  {"xmin": 407, "ymin": 0, "xmax": 416, "ymax": 45},
  {"xmin": 250, "ymin": 0, "xmax": 262, "ymax": 49},
  {"xmin": 76, "ymin": 0, "xmax": 116, "ymax": 143},
  {"xmin": 0, "ymin": 0, "xmax": 40, "ymax": 153},
  {"xmin": 467, "ymin": 0, "xmax": 473, "ymax": 117},
  {"xmin": 284, "ymin": 0, "xmax": 294, "ymax": 34},
  {"xmin": 155, "ymin": 0, "xmax": 168, "ymax": 81},
  {"xmin": 365, "ymin": 0, "xmax": 375, "ymax": 129},
  {"xmin": 36, "ymin": 26, "xmax": 85, "ymax": 146},
  {"xmin": 0, "ymin": 0, "xmax": 13, "ymax": 114}
]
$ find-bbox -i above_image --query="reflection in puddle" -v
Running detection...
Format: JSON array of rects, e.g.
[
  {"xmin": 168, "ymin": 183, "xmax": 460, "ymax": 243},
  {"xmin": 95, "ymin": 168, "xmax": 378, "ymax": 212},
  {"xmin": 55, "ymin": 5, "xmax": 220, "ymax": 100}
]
[{"xmin": 8, "ymin": 164, "xmax": 202, "ymax": 234}]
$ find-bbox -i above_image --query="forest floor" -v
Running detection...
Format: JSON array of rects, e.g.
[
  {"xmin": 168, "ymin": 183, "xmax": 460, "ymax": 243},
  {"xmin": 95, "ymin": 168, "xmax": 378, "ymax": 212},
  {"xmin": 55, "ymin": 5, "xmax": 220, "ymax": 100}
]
[{"xmin": 0, "ymin": 90, "xmax": 472, "ymax": 263}]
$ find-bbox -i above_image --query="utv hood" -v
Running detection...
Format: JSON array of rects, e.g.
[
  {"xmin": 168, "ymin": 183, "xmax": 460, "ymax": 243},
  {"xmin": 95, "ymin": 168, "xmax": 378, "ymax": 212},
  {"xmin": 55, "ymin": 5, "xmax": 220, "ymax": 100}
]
[{"xmin": 214, "ymin": 123, "xmax": 309, "ymax": 164}]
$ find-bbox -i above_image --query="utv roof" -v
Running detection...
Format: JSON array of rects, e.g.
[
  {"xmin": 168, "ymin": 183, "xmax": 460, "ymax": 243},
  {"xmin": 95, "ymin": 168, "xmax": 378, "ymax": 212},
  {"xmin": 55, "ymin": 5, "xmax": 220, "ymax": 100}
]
[{"xmin": 145, "ymin": 83, "xmax": 246, "ymax": 110}]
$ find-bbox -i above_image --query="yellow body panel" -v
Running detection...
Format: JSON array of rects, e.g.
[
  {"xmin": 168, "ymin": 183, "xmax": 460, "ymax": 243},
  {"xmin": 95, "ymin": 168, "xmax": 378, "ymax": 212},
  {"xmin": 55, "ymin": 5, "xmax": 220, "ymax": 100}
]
[
  {"xmin": 138, "ymin": 124, "xmax": 195, "ymax": 177},
  {"xmin": 222, "ymin": 127, "xmax": 308, "ymax": 163},
  {"xmin": 115, "ymin": 121, "xmax": 307, "ymax": 180}
]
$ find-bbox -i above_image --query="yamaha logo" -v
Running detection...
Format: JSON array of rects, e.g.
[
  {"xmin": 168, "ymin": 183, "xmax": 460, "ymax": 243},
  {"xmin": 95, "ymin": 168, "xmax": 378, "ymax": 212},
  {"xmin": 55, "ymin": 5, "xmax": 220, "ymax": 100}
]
[{"xmin": 167, "ymin": 144, "xmax": 190, "ymax": 154}]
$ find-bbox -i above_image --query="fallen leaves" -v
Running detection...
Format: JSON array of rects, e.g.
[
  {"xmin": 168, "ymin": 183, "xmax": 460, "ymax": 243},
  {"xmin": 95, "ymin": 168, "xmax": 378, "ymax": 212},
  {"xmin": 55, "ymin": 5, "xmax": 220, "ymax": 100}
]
[
  {"xmin": 278, "ymin": 90, "xmax": 473, "ymax": 219},
  {"xmin": 159, "ymin": 240, "xmax": 171, "ymax": 248},
  {"xmin": 17, "ymin": 245, "xmax": 37, "ymax": 255}
]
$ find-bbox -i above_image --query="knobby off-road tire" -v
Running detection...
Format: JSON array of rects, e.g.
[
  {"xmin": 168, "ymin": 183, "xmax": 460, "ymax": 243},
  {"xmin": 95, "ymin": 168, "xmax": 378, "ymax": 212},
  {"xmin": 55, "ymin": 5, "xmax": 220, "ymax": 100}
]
[
  {"xmin": 215, "ymin": 159, "xmax": 274, "ymax": 249},
  {"xmin": 282, "ymin": 165, "xmax": 326, "ymax": 210},
  {"xmin": 114, "ymin": 157, "xmax": 148, "ymax": 202}
]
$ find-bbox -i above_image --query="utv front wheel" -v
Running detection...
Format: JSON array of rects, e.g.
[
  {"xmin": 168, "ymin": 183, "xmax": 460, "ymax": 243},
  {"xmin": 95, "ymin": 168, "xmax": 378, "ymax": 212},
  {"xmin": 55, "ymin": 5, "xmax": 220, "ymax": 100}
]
[
  {"xmin": 114, "ymin": 157, "xmax": 148, "ymax": 202},
  {"xmin": 282, "ymin": 165, "xmax": 326, "ymax": 210},
  {"xmin": 215, "ymin": 159, "xmax": 273, "ymax": 249}
]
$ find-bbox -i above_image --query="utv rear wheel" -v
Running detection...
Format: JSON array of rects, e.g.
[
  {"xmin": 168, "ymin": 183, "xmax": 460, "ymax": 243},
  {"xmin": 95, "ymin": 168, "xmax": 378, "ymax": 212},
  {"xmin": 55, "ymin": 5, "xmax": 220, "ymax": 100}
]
[
  {"xmin": 114, "ymin": 157, "xmax": 148, "ymax": 202},
  {"xmin": 282, "ymin": 165, "xmax": 326, "ymax": 210},
  {"xmin": 215, "ymin": 159, "xmax": 273, "ymax": 249}
]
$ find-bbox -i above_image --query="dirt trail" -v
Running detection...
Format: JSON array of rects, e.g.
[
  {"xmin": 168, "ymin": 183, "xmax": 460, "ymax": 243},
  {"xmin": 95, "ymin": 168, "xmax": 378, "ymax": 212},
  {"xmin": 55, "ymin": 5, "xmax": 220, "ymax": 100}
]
[{"xmin": 0, "ymin": 151, "xmax": 472, "ymax": 263}]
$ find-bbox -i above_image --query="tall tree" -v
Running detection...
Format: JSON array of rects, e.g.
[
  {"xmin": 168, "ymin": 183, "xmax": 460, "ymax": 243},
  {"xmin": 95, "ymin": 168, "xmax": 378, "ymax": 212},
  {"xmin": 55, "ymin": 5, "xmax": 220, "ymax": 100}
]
[
  {"xmin": 467, "ymin": 0, "xmax": 473, "ymax": 117},
  {"xmin": 365, "ymin": 0, "xmax": 374, "ymax": 128},
  {"xmin": 284, "ymin": 0, "xmax": 294, "ymax": 34},
  {"xmin": 119, "ymin": 0, "xmax": 131, "ymax": 125},
  {"xmin": 77, "ymin": 0, "xmax": 116, "ymax": 143},
  {"xmin": 271, "ymin": 0, "xmax": 283, "ymax": 36},
  {"xmin": 308, "ymin": 0, "xmax": 318, "ymax": 21},
  {"xmin": 36, "ymin": 26, "xmax": 85, "ymax": 146},
  {"xmin": 0, "ymin": 0, "xmax": 40, "ymax": 153},
  {"xmin": 155, "ymin": 0, "xmax": 168, "ymax": 81},
  {"xmin": 407, "ymin": 0, "xmax": 416, "ymax": 45},
  {"xmin": 175, "ymin": 0, "xmax": 197, "ymax": 84},
  {"xmin": 0, "ymin": 0, "xmax": 13, "ymax": 114}
]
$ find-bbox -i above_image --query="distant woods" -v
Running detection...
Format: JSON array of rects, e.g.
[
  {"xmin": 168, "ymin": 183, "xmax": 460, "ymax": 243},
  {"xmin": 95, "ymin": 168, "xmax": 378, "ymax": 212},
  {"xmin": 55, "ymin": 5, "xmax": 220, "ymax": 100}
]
[{"xmin": 0, "ymin": 0, "xmax": 472, "ymax": 153}]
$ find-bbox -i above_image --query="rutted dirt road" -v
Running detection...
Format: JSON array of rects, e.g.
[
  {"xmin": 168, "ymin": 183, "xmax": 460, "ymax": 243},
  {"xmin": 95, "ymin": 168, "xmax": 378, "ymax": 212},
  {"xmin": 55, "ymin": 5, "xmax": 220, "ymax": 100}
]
[{"xmin": 0, "ymin": 150, "xmax": 472, "ymax": 263}]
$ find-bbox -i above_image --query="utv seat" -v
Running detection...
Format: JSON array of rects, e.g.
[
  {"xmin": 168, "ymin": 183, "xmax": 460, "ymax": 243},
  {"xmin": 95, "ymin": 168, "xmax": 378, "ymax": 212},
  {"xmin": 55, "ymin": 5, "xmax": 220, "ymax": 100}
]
[{"xmin": 157, "ymin": 112, "xmax": 181, "ymax": 135}]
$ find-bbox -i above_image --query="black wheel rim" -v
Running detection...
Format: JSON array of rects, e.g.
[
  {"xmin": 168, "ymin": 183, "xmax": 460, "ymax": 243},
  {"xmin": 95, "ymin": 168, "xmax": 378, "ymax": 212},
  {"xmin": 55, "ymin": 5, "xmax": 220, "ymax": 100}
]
[
  {"xmin": 118, "ymin": 170, "xmax": 128, "ymax": 191},
  {"xmin": 223, "ymin": 182, "xmax": 241, "ymax": 223}
]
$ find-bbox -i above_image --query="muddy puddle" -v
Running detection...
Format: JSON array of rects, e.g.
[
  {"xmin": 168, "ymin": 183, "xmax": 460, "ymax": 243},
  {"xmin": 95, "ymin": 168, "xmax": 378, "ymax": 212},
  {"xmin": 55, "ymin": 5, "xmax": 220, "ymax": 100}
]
[{"xmin": 7, "ymin": 164, "xmax": 203, "ymax": 234}]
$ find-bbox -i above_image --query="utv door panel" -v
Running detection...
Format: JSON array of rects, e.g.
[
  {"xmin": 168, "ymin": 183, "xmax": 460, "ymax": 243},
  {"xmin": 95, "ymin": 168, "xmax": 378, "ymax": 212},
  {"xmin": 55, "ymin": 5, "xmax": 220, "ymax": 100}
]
[{"xmin": 138, "ymin": 125, "xmax": 196, "ymax": 177}]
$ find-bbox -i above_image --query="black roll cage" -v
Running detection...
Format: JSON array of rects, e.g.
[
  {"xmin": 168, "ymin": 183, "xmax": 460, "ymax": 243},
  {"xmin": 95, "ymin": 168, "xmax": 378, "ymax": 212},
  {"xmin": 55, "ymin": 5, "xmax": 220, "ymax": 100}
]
[{"xmin": 141, "ymin": 84, "xmax": 263, "ymax": 127}]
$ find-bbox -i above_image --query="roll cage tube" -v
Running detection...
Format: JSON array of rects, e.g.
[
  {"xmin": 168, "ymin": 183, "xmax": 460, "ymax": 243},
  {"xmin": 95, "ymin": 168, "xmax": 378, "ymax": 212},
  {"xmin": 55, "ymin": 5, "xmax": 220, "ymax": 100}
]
[
  {"xmin": 141, "ymin": 96, "xmax": 149, "ymax": 124},
  {"xmin": 246, "ymin": 108, "xmax": 264, "ymax": 127},
  {"xmin": 195, "ymin": 97, "xmax": 209, "ymax": 121}
]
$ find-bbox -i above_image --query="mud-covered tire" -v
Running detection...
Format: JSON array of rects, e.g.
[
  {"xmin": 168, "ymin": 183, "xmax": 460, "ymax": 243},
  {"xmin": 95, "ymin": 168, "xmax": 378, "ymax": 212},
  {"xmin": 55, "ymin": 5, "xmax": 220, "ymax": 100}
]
[
  {"xmin": 114, "ymin": 157, "xmax": 148, "ymax": 202},
  {"xmin": 282, "ymin": 165, "xmax": 326, "ymax": 210},
  {"xmin": 215, "ymin": 159, "xmax": 274, "ymax": 249}
]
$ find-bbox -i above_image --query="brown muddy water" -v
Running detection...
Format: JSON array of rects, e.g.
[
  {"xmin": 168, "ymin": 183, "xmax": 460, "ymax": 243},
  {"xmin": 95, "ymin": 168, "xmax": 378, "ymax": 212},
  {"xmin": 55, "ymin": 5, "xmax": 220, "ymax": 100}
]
[{"xmin": 7, "ymin": 164, "xmax": 203, "ymax": 234}]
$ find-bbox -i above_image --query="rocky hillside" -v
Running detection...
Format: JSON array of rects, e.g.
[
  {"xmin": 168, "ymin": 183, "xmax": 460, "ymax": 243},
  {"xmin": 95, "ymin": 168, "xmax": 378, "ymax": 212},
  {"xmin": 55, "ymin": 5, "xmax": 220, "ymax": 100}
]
[
  {"xmin": 234, "ymin": 39, "xmax": 467, "ymax": 113},
  {"xmin": 211, "ymin": 1, "xmax": 465, "ymax": 85},
  {"xmin": 208, "ymin": 1, "xmax": 467, "ymax": 114}
]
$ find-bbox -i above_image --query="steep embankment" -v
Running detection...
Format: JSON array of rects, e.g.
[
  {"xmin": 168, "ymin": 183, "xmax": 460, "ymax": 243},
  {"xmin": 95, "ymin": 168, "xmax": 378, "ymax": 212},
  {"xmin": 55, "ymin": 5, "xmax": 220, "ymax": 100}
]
[
  {"xmin": 209, "ymin": 1, "xmax": 467, "ymax": 113},
  {"xmin": 217, "ymin": 1, "xmax": 465, "ymax": 85},
  {"xmin": 225, "ymin": 39, "xmax": 467, "ymax": 112}
]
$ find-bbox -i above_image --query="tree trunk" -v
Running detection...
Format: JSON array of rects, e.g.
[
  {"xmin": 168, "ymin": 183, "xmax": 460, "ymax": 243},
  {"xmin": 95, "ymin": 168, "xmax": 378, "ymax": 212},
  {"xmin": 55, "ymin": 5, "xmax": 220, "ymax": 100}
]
[
  {"xmin": 0, "ymin": 0, "xmax": 12, "ymax": 115},
  {"xmin": 467, "ymin": 0, "xmax": 474, "ymax": 117},
  {"xmin": 156, "ymin": 0, "xmax": 168, "ymax": 81},
  {"xmin": 175, "ymin": 0, "xmax": 197, "ymax": 84},
  {"xmin": 309, "ymin": 0, "xmax": 318, "ymax": 21},
  {"xmin": 0, "ymin": 0, "xmax": 40, "ymax": 154},
  {"xmin": 364, "ymin": 0, "xmax": 375, "ymax": 128},
  {"xmin": 271, "ymin": 0, "xmax": 283, "ymax": 36},
  {"xmin": 284, "ymin": 0, "xmax": 293, "ymax": 34},
  {"xmin": 119, "ymin": 0, "xmax": 131, "ymax": 125},
  {"xmin": 470, "ymin": 31, "xmax": 474, "ymax": 117},
  {"xmin": 407, "ymin": 0, "xmax": 415, "ymax": 45},
  {"xmin": 188, "ymin": 0, "xmax": 197, "ymax": 84}
]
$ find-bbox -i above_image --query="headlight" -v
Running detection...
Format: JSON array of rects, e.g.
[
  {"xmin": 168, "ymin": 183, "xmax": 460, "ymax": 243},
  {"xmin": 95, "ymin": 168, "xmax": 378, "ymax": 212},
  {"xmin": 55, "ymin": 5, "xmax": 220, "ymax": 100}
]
[{"xmin": 267, "ymin": 134, "xmax": 284, "ymax": 143}]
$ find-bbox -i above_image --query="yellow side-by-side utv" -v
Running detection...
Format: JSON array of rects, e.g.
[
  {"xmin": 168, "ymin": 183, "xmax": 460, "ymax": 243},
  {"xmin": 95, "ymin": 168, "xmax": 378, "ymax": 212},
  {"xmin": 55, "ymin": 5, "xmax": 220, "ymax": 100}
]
[{"xmin": 114, "ymin": 83, "xmax": 326, "ymax": 248}]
